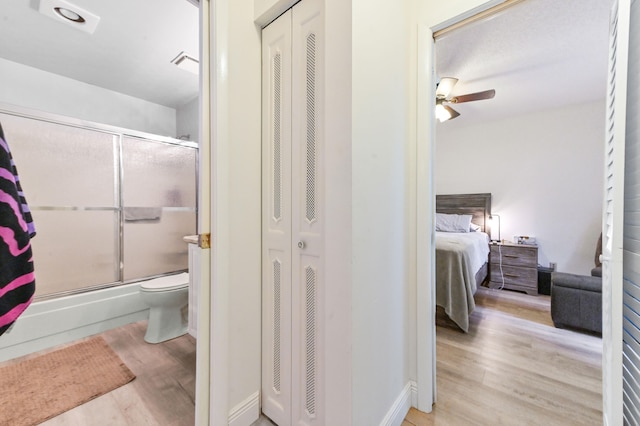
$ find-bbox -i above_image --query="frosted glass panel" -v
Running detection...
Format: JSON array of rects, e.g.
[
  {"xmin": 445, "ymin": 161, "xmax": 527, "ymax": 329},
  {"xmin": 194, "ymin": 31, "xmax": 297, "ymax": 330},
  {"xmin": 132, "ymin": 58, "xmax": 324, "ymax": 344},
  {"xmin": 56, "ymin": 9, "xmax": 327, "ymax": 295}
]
[
  {"xmin": 0, "ymin": 113, "xmax": 117, "ymax": 207},
  {"xmin": 123, "ymin": 211, "xmax": 195, "ymax": 280},
  {"xmin": 0, "ymin": 111, "xmax": 197, "ymax": 298},
  {"xmin": 123, "ymin": 137, "xmax": 196, "ymax": 207},
  {"xmin": 30, "ymin": 210, "xmax": 119, "ymax": 296}
]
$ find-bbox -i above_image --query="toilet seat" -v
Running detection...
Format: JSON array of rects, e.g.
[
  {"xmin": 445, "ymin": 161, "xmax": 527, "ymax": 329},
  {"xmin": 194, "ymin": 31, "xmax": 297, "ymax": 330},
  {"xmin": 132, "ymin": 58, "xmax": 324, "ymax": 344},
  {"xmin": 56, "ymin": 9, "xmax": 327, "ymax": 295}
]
[{"xmin": 140, "ymin": 272, "xmax": 189, "ymax": 292}]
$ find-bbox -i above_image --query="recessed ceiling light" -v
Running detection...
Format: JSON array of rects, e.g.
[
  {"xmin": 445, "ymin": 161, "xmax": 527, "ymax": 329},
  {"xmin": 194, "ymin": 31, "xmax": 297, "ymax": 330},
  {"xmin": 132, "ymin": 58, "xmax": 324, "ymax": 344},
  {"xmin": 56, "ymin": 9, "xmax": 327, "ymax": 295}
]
[
  {"xmin": 39, "ymin": 0, "xmax": 101, "ymax": 34},
  {"xmin": 54, "ymin": 7, "xmax": 85, "ymax": 23}
]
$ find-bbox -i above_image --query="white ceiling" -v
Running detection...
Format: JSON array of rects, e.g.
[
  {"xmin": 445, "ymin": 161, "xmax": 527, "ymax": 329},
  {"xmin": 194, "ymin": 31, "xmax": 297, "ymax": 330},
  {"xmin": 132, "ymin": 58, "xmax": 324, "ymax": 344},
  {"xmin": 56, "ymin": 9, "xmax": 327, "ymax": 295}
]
[
  {"xmin": 0, "ymin": 0, "xmax": 613, "ymax": 121},
  {"xmin": 435, "ymin": 0, "xmax": 614, "ymax": 126},
  {"xmin": 0, "ymin": 0, "xmax": 199, "ymax": 109}
]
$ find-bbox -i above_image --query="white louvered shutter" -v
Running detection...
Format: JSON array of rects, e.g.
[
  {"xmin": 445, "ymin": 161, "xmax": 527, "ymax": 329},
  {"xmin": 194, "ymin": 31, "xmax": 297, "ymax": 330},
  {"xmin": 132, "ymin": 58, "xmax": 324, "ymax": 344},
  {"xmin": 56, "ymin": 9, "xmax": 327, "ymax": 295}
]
[
  {"xmin": 621, "ymin": 0, "xmax": 640, "ymax": 424},
  {"xmin": 602, "ymin": 1, "xmax": 628, "ymax": 425}
]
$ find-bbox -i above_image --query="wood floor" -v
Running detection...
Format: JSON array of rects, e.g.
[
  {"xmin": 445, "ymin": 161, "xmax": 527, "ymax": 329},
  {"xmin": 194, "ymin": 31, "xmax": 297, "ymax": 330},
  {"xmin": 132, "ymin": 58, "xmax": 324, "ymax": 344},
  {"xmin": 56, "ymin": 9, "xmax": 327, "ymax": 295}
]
[
  {"xmin": 23, "ymin": 285, "xmax": 600, "ymax": 426},
  {"xmin": 39, "ymin": 322, "xmax": 197, "ymax": 426},
  {"xmin": 414, "ymin": 286, "xmax": 602, "ymax": 425}
]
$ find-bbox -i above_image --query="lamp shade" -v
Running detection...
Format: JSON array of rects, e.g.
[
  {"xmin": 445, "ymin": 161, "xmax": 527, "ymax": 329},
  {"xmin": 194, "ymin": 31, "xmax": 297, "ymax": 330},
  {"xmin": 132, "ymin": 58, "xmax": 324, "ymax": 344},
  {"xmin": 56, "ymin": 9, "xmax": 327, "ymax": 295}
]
[{"xmin": 489, "ymin": 214, "xmax": 501, "ymax": 242}]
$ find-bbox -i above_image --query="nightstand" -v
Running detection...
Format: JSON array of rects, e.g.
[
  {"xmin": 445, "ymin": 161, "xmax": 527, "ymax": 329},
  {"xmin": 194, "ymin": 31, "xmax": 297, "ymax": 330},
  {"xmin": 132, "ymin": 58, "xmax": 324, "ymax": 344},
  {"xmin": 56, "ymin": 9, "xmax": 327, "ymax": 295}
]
[{"xmin": 489, "ymin": 243, "xmax": 539, "ymax": 295}]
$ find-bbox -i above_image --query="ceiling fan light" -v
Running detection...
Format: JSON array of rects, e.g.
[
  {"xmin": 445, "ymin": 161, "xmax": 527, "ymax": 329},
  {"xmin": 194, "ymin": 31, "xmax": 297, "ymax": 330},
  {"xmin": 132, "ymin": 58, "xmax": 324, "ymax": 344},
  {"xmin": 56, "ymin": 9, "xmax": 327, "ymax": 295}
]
[
  {"xmin": 435, "ymin": 104, "xmax": 452, "ymax": 122},
  {"xmin": 436, "ymin": 77, "xmax": 458, "ymax": 98}
]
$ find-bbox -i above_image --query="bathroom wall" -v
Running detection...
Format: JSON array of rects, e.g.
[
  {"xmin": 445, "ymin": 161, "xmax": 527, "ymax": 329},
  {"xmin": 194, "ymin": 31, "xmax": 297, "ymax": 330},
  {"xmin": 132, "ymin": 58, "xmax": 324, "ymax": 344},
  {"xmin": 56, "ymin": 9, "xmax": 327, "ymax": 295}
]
[
  {"xmin": 0, "ymin": 58, "xmax": 177, "ymax": 136},
  {"xmin": 177, "ymin": 96, "xmax": 200, "ymax": 142}
]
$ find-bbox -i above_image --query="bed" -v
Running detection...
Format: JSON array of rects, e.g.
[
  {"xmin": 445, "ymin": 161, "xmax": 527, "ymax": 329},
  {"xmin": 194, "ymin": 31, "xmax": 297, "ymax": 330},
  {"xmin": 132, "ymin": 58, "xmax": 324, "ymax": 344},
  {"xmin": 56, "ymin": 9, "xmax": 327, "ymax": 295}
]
[{"xmin": 435, "ymin": 193, "xmax": 491, "ymax": 332}]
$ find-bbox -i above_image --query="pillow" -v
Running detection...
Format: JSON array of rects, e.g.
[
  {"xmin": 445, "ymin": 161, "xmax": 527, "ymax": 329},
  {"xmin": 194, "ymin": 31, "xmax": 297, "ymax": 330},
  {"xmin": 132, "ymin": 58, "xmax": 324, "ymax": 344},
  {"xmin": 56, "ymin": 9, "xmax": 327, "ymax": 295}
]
[
  {"xmin": 469, "ymin": 222, "xmax": 481, "ymax": 232},
  {"xmin": 435, "ymin": 213, "xmax": 472, "ymax": 233}
]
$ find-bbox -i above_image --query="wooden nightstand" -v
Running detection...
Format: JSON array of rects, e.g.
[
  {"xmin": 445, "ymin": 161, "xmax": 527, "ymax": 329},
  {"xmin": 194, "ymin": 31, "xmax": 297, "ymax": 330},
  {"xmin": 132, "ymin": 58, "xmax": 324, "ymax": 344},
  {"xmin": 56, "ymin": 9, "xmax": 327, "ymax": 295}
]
[{"xmin": 489, "ymin": 243, "xmax": 538, "ymax": 295}]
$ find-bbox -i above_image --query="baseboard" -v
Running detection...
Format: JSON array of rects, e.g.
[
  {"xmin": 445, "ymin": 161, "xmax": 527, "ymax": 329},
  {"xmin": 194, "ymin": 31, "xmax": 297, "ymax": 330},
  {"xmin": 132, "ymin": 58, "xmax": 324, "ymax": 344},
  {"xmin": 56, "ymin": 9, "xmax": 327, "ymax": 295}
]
[
  {"xmin": 226, "ymin": 383, "xmax": 416, "ymax": 426},
  {"xmin": 410, "ymin": 381, "xmax": 418, "ymax": 408},
  {"xmin": 229, "ymin": 390, "xmax": 260, "ymax": 426},
  {"xmin": 379, "ymin": 381, "xmax": 416, "ymax": 426},
  {"xmin": 0, "ymin": 283, "xmax": 149, "ymax": 362}
]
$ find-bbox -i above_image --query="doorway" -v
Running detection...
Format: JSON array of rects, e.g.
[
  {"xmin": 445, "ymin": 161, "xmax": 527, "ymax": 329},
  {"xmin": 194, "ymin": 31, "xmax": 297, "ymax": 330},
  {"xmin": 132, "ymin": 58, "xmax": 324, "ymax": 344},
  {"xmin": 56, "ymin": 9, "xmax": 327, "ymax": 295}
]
[
  {"xmin": 428, "ymin": 0, "xmax": 609, "ymax": 411},
  {"xmin": 0, "ymin": 0, "xmax": 203, "ymax": 421}
]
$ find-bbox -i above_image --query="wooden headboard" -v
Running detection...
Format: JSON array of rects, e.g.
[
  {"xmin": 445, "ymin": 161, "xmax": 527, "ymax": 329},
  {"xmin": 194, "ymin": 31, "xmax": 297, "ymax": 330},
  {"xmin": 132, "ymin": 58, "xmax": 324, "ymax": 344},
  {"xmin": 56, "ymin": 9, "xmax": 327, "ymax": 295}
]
[{"xmin": 436, "ymin": 193, "xmax": 492, "ymax": 234}]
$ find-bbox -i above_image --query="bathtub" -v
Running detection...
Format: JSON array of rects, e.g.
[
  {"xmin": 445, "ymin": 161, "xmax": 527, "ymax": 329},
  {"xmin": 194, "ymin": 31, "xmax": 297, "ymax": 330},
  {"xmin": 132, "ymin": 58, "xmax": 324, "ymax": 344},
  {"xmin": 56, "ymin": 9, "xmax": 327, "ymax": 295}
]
[{"xmin": 0, "ymin": 282, "xmax": 149, "ymax": 362}]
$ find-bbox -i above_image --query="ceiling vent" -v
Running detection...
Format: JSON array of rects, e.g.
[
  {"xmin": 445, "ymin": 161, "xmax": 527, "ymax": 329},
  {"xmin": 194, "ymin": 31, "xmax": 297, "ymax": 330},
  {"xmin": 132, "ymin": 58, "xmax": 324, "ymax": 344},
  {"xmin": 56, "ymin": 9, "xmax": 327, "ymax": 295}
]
[
  {"xmin": 171, "ymin": 52, "xmax": 199, "ymax": 75},
  {"xmin": 38, "ymin": 0, "xmax": 101, "ymax": 34}
]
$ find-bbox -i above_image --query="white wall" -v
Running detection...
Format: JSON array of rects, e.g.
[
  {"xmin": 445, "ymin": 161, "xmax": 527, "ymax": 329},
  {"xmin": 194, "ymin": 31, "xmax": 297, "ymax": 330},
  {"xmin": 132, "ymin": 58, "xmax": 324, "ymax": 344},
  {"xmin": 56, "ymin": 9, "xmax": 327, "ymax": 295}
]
[
  {"xmin": 225, "ymin": 0, "xmax": 262, "ymax": 417},
  {"xmin": 352, "ymin": 0, "xmax": 411, "ymax": 424},
  {"xmin": 209, "ymin": 0, "xmax": 263, "ymax": 423},
  {"xmin": 0, "ymin": 58, "xmax": 177, "ymax": 136},
  {"xmin": 436, "ymin": 100, "xmax": 605, "ymax": 274},
  {"xmin": 177, "ymin": 96, "xmax": 200, "ymax": 142},
  {"xmin": 323, "ymin": 0, "xmax": 354, "ymax": 423}
]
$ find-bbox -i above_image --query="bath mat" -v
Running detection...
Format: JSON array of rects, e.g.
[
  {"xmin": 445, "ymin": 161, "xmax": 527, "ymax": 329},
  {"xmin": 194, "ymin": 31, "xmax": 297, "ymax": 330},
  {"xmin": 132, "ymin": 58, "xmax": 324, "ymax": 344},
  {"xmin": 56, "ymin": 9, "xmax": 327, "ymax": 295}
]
[{"xmin": 0, "ymin": 336, "xmax": 135, "ymax": 426}]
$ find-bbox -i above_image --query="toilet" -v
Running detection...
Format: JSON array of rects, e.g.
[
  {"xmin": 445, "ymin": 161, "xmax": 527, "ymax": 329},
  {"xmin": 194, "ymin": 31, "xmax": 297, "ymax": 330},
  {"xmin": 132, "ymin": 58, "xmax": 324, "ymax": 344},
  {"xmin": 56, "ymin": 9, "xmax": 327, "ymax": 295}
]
[{"xmin": 139, "ymin": 272, "xmax": 189, "ymax": 344}]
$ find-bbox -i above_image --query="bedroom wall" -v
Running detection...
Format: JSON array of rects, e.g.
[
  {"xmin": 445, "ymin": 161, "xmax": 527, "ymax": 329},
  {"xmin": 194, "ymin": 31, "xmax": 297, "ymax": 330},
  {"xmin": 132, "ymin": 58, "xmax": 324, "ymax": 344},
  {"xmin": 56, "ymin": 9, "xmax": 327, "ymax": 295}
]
[
  {"xmin": 0, "ymin": 57, "xmax": 177, "ymax": 136},
  {"xmin": 435, "ymin": 99, "xmax": 605, "ymax": 275}
]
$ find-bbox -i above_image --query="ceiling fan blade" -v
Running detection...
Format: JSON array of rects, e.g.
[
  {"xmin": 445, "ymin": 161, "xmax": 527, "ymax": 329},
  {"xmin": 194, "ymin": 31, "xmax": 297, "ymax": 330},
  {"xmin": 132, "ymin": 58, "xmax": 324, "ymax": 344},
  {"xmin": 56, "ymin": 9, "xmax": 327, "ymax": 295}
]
[
  {"xmin": 436, "ymin": 77, "xmax": 458, "ymax": 99},
  {"xmin": 451, "ymin": 89, "xmax": 495, "ymax": 104},
  {"xmin": 443, "ymin": 105, "xmax": 460, "ymax": 120}
]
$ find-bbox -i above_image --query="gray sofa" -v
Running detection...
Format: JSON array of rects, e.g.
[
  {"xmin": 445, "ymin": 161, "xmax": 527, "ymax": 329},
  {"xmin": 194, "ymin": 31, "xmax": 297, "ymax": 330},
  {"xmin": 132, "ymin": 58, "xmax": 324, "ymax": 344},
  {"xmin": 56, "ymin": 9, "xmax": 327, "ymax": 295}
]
[{"xmin": 550, "ymin": 234, "xmax": 602, "ymax": 334}]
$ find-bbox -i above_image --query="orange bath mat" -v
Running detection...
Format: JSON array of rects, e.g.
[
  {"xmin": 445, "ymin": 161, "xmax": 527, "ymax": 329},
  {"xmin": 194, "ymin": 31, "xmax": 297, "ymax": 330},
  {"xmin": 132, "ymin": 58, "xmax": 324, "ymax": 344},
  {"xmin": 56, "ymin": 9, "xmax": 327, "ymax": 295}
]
[{"xmin": 0, "ymin": 336, "xmax": 135, "ymax": 425}]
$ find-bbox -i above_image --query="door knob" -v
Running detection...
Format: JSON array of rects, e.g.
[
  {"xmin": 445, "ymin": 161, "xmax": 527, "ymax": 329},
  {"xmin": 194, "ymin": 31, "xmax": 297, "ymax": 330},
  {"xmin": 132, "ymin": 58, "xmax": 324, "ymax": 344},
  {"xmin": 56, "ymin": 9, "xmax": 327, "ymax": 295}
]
[{"xmin": 297, "ymin": 241, "xmax": 305, "ymax": 249}]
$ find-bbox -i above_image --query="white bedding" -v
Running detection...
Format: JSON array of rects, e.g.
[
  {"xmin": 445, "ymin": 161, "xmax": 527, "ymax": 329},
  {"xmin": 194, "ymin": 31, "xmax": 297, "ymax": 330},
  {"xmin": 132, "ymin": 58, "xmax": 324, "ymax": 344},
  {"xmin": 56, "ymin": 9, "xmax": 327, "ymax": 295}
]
[
  {"xmin": 435, "ymin": 231, "xmax": 490, "ymax": 275},
  {"xmin": 435, "ymin": 231, "xmax": 490, "ymax": 332}
]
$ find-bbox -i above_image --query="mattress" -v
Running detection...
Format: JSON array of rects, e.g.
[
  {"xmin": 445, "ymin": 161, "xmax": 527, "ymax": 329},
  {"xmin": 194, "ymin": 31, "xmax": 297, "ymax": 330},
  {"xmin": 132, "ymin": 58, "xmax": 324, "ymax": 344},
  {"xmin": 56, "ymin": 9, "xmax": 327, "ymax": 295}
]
[
  {"xmin": 435, "ymin": 231, "xmax": 490, "ymax": 332},
  {"xmin": 435, "ymin": 231, "xmax": 490, "ymax": 275}
]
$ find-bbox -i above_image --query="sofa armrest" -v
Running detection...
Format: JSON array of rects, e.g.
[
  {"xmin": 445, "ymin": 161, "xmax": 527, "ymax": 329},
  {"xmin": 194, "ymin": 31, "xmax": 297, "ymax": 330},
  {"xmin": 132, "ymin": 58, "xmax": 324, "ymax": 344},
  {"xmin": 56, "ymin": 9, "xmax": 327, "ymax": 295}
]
[{"xmin": 551, "ymin": 272, "xmax": 602, "ymax": 293}]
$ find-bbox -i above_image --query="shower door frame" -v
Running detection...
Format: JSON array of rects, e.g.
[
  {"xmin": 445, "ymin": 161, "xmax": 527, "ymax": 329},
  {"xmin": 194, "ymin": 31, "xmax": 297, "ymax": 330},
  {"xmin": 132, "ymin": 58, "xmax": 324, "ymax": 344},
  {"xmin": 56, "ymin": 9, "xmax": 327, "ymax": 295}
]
[{"xmin": 0, "ymin": 103, "xmax": 198, "ymax": 300}]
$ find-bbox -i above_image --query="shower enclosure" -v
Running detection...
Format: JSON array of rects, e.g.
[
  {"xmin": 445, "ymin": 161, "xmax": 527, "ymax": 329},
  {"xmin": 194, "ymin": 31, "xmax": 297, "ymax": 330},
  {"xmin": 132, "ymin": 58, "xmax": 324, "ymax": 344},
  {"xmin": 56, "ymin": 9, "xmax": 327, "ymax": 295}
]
[{"xmin": 0, "ymin": 109, "xmax": 197, "ymax": 299}]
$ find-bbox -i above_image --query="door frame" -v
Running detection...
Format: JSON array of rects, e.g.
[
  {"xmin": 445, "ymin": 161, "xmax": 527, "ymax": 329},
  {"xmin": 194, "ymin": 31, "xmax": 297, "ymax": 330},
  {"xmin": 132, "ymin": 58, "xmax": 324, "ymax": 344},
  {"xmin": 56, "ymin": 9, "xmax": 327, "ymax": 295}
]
[
  {"xmin": 195, "ymin": 0, "xmax": 214, "ymax": 425},
  {"xmin": 415, "ymin": 0, "xmax": 512, "ymax": 412},
  {"xmin": 417, "ymin": 0, "xmax": 622, "ymax": 422}
]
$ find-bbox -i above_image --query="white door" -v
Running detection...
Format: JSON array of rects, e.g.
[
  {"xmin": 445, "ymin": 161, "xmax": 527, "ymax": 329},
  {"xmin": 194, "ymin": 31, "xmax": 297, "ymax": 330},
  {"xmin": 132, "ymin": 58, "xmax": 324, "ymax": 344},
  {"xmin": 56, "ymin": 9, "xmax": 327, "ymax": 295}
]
[
  {"xmin": 602, "ymin": 0, "xmax": 628, "ymax": 424},
  {"xmin": 614, "ymin": 0, "xmax": 640, "ymax": 423},
  {"xmin": 262, "ymin": 1, "xmax": 324, "ymax": 425},
  {"xmin": 262, "ymin": 9, "xmax": 294, "ymax": 425}
]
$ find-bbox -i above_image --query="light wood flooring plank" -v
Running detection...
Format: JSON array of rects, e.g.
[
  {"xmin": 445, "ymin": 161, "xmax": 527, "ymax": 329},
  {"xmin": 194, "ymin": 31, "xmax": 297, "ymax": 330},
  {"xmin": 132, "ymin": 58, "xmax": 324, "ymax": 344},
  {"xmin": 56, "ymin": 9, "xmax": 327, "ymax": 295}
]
[
  {"xmin": 41, "ymin": 321, "xmax": 196, "ymax": 426},
  {"xmin": 36, "ymin": 285, "xmax": 601, "ymax": 426},
  {"xmin": 424, "ymin": 286, "xmax": 602, "ymax": 425}
]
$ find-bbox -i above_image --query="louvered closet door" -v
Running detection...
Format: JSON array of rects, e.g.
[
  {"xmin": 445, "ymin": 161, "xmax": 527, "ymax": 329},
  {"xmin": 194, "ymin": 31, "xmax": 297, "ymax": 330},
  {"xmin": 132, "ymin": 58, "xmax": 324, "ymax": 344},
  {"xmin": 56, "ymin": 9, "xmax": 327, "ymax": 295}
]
[
  {"xmin": 602, "ymin": 0, "xmax": 628, "ymax": 424},
  {"xmin": 290, "ymin": 1, "xmax": 324, "ymax": 424},
  {"xmin": 262, "ymin": 0, "xmax": 324, "ymax": 425},
  {"xmin": 621, "ymin": 0, "xmax": 640, "ymax": 424},
  {"xmin": 262, "ymin": 9, "xmax": 293, "ymax": 426}
]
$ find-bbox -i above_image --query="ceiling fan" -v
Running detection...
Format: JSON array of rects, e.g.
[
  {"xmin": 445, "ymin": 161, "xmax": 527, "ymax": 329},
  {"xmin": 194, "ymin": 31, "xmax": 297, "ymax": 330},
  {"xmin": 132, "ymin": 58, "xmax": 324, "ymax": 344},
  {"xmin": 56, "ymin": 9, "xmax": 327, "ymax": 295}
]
[{"xmin": 435, "ymin": 77, "xmax": 496, "ymax": 122}]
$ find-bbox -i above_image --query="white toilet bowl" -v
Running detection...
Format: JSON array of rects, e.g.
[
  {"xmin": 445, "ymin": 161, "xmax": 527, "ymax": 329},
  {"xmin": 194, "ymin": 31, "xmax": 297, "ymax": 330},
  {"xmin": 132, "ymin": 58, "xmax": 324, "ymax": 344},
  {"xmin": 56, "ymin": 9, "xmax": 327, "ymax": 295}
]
[{"xmin": 140, "ymin": 272, "xmax": 189, "ymax": 344}]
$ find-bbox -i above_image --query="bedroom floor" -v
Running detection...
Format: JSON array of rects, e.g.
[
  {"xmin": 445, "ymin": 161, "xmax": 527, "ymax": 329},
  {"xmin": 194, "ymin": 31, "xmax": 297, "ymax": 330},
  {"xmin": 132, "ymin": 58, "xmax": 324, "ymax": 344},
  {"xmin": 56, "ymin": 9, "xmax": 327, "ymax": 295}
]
[{"xmin": 424, "ymin": 285, "xmax": 602, "ymax": 425}]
